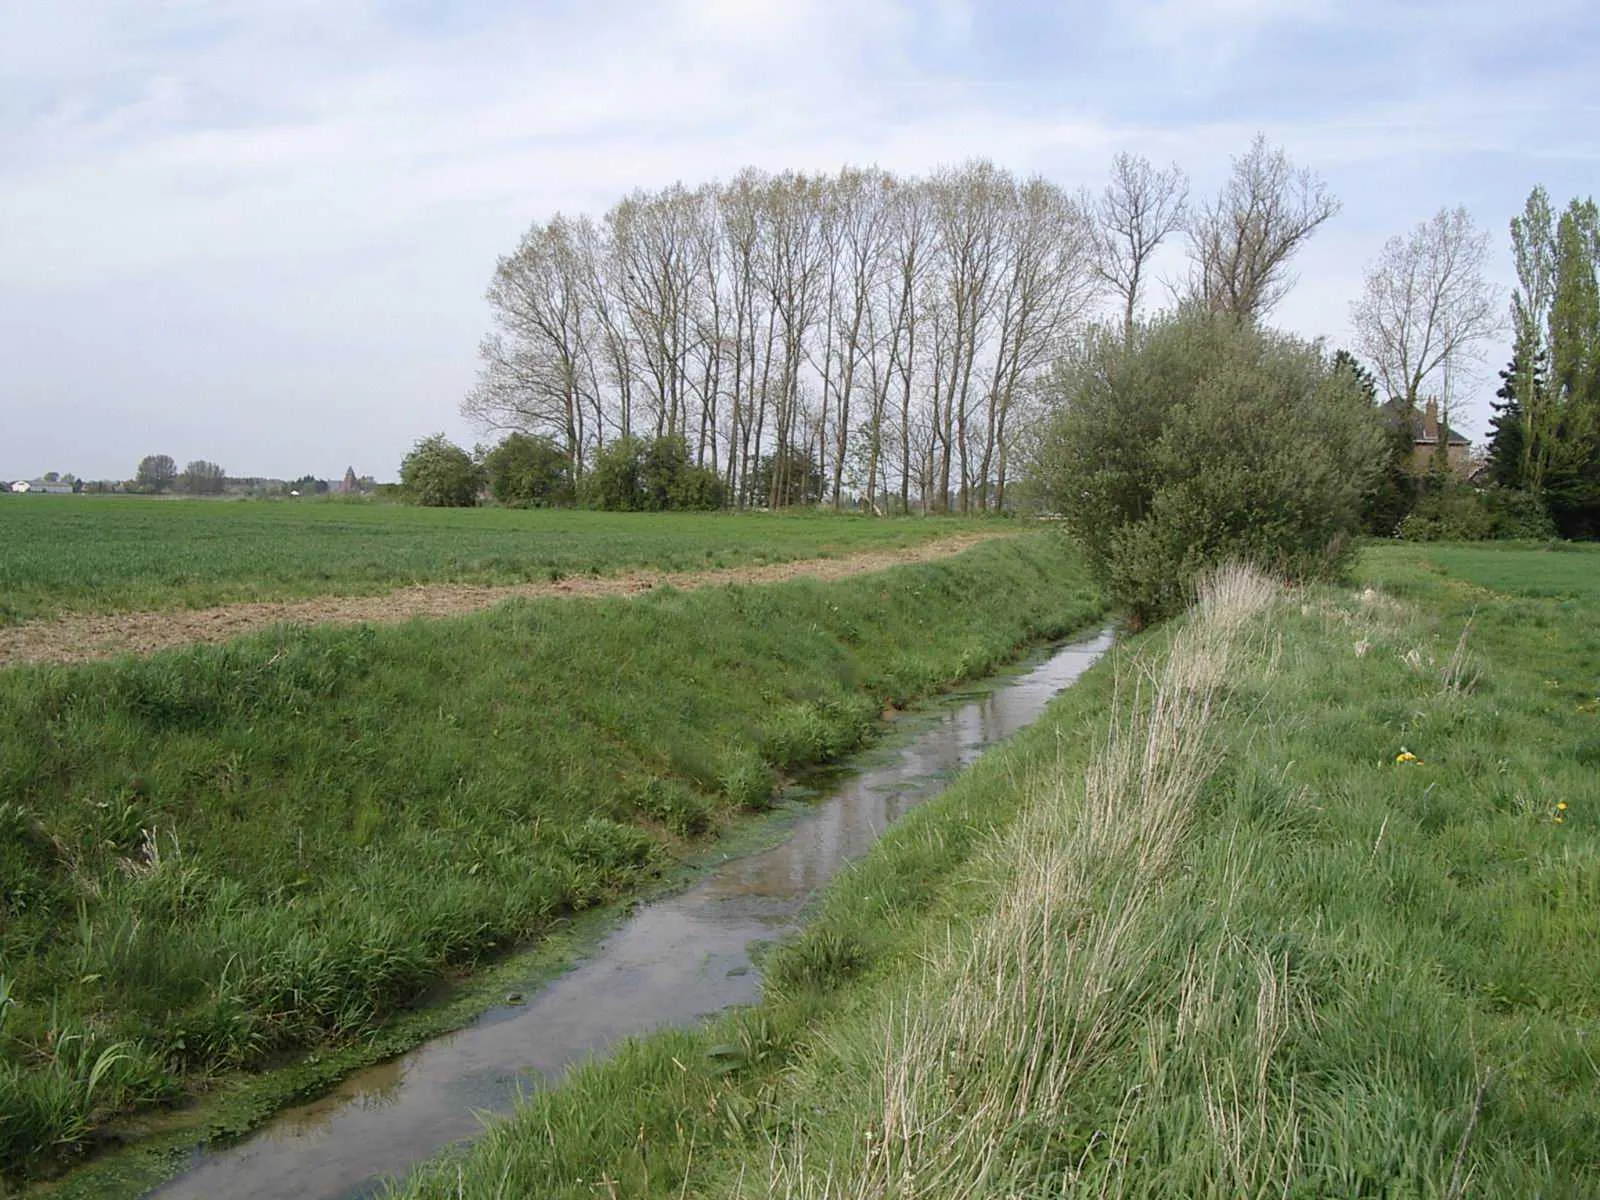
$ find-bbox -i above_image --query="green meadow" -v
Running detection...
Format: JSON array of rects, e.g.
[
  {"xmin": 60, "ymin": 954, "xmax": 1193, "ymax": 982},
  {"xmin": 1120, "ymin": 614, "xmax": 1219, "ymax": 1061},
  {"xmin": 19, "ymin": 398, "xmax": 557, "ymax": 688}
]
[
  {"xmin": 390, "ymin": 541, "xmax": 1600, "ymax": 1198},
  {"xmin": 0, "ymin": 534, "xmax": 1100, "ymax": 1181},
  {"xmin": 0, "ymin": 498, "xmax": 991, "ymax": 624}
]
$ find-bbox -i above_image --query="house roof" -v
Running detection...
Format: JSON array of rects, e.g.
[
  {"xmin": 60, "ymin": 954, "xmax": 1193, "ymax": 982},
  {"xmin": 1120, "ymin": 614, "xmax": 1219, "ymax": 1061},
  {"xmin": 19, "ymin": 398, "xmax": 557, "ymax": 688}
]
[{"xmin": 1377, "ymin": 399, "xmax": 1471, "ymax": 446}]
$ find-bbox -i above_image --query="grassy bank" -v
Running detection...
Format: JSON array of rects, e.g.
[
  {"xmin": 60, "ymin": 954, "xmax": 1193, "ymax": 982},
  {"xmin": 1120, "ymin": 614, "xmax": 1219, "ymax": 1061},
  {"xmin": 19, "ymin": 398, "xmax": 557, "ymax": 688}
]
[
  {"xmin": 393, "ymin": 543, "xmax": 1599, "ymax": 1197},
  {"xmin": 0, "ymin": 534, "xmax": 1100, "ymax": 1182},
  {"xmin": 0, "ymin": 500, "xmax": 995, "ymax": 624}
]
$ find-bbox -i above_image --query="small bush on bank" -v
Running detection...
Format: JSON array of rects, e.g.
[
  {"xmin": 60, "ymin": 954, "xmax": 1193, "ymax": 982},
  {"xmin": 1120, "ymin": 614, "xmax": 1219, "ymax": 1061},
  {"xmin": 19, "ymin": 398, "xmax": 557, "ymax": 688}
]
[{"xmin": 1032, "ymin": 309, "xmax": 1386, "ymax": 624}]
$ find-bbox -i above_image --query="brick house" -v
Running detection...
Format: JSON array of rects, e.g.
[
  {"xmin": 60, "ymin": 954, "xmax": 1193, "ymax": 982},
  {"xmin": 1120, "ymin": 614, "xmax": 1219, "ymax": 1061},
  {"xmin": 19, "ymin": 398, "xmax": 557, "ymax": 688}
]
[{"xmin": 1379, "ymin": 398, "xmax": 1471, "ymax": 474}]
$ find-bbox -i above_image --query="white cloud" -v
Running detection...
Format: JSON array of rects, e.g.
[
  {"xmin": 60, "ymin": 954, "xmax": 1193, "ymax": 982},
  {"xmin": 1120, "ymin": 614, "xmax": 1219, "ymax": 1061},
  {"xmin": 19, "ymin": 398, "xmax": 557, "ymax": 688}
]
[{"xmin": 0, "ymin": 0, "xmax": 1593, "ymax": 476}]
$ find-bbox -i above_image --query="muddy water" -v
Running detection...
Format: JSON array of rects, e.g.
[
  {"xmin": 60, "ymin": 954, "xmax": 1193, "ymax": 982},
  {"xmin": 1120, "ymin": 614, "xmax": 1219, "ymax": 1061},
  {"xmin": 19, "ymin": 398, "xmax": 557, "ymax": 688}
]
[{"xmin": 148, "ymin": 626, "xmax": 1113, "ymax": 1200}]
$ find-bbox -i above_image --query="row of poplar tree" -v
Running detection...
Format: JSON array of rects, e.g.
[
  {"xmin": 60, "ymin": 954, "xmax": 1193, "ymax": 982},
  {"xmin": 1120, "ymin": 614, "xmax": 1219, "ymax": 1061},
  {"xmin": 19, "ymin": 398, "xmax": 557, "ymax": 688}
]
[{"xmin": 466, "ymin": 141, "xmax": 1333, "ymax": 513}]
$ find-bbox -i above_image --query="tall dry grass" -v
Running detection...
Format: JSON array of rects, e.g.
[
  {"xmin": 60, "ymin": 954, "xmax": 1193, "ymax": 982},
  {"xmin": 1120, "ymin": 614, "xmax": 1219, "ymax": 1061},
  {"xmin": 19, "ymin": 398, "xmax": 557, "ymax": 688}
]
[{"xmin": 747, "ymin": 566, "xmax": 1278, "ymax": 1199}]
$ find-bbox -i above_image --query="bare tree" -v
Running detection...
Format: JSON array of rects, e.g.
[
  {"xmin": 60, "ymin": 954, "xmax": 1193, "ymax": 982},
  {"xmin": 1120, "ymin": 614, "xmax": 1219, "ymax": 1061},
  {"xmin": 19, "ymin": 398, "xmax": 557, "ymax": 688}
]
[
  {"xmin": 1351, "ymin": 206, "xmax": 1500, "ymax": 418},
  {"xmin": 929, "ymin": 161, "xmax": 1006, "ymax": 511},
  {"xmin": 608, "ymin": 187, "xmax": 705, "ymax": 442},
  {"xmin": 757, "ymin": 172, "xmax": 830, "ymax": 507},
  {"xmin": 1092, "ymin": 154, "xmax": 1187, "ymax": 344},
  {"xmin": 718, "ymin": 169, "xmax": 771, "ymax": 504},
  {"xmin": 982, "ymin": 180, "xmax": 1100, "ymax": 508},
  {"xmin": 1188, "ymin": 135, "xmax": 1339, "ymax": 322},
  {"xmin": 467, "ymin": 216, "xmax": 599, "ymax": 476},
  {"xmin": 884, "ymin": 180, "xmax": 934, "ymax": 513},
  {"xmin": 822, "ymin": 167, "xmax": 893, "ymax": 507}
]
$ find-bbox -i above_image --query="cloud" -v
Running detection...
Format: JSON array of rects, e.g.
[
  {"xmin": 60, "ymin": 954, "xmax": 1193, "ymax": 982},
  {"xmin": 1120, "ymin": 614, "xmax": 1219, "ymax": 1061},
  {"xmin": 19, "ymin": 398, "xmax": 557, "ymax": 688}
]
[{"xmin": 0, "ymin": 0, "xmax": 1594, "ymax": 476}]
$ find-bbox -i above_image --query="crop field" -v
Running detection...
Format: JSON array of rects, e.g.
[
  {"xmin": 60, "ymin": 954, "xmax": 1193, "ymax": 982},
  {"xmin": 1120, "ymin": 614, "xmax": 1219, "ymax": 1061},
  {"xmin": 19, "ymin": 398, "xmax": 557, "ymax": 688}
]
[
  {"xmin": 390, "ymin": 541, "xmax": 1600, "ymax": 1198},
  {"xmin": 0, "ymin": 534, "xmax": 1101, "ymax": 1181},
  {"xmin": 0, "ymin": 497, "xmax": 995, "ymax": 625}
]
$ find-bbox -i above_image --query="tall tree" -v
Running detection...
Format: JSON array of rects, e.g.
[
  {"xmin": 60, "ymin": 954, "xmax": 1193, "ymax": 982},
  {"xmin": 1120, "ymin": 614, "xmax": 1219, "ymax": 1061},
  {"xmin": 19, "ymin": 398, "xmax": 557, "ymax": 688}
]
[
  {"xmin": 1549, "ymin": 199, "xmax": 1600, "ymax": 406},
  {"xmin": 1187, "ymin": 135, "xmax": 1339, "ymax": 322},
  {"xmin": 468, "ymin": 215, "xmax": 600, "ymax": 478},
  {"xmin": 135, "ymin": 454, "xmax": 177, "ymax": 494},
  {"xmin": 1542, "ymin": 198, "xmax": 1600, "ymax": 535},
  {"xmin": 982, "ymin": 179, "xmax": 1100, "ymax": 509},
  {"xmin": 821, "ymin": 167, "xmax": 892, "ymax": 508},
  {"xmin": 1092, "ymin": 153, "xmax": 1187, "ymax": 345},
  {"xmin": 1509, "ymin": 187, "xmax": 1558, "ymax": 490},
  {"xmin": 928, "ymin": 161, "xmax": 1006, "ymax": 511},
  {"xmin": 1503, "ymin": 187, "xmax": 1600, "ymax": 535},
  {"xmin": 1350, "ymin": 205, "xmax": 1500, "ymax": 437},
  {"xmin": 178, "ymin": 460, "xmax": 226, "ymax": 495},
  {"xmin": 1487, "ymin": 348, "xmax": 1540, "ymax": 489}
]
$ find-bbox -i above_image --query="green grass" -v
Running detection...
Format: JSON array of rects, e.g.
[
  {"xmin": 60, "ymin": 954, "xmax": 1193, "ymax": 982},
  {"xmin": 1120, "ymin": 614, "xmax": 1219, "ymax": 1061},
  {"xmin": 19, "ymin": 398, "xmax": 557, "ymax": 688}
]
[
  {"xmin": 1362, "ymin": 537, "xmax": 1600, "ymax": 604},
  {"xmin": 0, "ymin": 498, "xmax": 998, "ymax": 624},
  {"xmin": 390, "ymin": 543, "xmax": 1600, "ymax": 1198},
  {"xmin": 0, "ymin": 535, "xmax": 1100, "ymax": 1182}
]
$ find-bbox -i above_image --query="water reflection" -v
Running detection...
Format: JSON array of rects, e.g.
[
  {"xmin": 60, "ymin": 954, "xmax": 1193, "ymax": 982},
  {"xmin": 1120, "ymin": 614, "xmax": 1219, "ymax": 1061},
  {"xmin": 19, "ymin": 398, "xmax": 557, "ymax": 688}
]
[{"xmin": 149, "ymin": 626, "xmax": 1113, "ymax": 1200}]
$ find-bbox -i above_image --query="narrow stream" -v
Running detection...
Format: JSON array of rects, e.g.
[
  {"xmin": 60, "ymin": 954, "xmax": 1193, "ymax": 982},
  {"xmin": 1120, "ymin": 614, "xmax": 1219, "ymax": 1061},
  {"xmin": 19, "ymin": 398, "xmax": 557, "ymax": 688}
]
[{"xmin": 147, "ymin": 626, "xmax": 1113, "ymax": 1200}]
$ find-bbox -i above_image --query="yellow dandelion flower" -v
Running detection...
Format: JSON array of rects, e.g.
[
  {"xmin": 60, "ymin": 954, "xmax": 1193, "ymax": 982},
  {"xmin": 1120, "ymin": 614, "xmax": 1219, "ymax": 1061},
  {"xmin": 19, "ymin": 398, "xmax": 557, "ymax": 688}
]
[{"xmin": 1557, "ymin": 802, "xmax": 1568, "ymax": 811}]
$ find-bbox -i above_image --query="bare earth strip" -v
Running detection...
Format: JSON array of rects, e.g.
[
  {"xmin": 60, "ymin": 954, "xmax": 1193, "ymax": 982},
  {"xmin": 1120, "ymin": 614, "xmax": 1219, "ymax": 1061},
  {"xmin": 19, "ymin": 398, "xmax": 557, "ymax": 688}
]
[{"xmin": 1, "ymin": 534, "xmax": 1005, "ymax": 668}]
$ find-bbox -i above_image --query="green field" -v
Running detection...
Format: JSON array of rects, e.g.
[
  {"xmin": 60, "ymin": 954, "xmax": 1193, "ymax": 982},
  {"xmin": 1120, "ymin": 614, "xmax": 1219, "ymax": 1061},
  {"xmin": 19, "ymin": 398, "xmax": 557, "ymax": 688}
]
[
  {"xmin": 1363, "ymin": 537, "xmax": 1600, "ymax": 604},
  {"xmin": 0, "ymin": 535, "xmax": 1100, "ymax": 1182},
  {"xmin": 390, "ymin": 541, "xmax": 1600, "ymax": 1198},
  {"xmin": 0, "ymin": 498, "xmax": 993, "ymax": 624}
]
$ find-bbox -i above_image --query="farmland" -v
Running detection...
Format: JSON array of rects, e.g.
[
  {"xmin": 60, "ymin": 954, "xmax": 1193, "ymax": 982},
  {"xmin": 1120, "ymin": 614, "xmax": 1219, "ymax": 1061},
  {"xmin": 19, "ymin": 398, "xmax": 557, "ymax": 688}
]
[
  {"xmin": 390, "ymin": 541, "xmax": 1600, "ymax": 1198},
  {"xmin": 0, "ymin": 498, "xmax": 995, "ymax": 626},
  {"xmin": 0, "ymin": 532, "xmax": 1102, "ymax": 1182}
]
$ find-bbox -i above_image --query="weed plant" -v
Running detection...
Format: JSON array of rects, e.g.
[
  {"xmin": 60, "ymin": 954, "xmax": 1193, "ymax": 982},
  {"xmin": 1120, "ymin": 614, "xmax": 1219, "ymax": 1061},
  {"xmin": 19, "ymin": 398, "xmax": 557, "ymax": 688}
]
[
  {"xmin": 0, "ymin": 536, "xmax": 1097, "ymax": 1180},
  {"xmin": 0, "ymin": 500, "xmax": 996, "ymax": 624},
  {"xmin": 393, "ymin": 545, "xmax": 1600, "ymax": 1198}
]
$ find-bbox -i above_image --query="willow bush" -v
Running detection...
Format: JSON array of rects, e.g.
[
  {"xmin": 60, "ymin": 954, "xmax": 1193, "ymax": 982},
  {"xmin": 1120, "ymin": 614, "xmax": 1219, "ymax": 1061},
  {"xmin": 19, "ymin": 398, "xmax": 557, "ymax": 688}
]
[{"xmin": 1033, "ymin": 309, "xmax": 1386, "ymax": 623}]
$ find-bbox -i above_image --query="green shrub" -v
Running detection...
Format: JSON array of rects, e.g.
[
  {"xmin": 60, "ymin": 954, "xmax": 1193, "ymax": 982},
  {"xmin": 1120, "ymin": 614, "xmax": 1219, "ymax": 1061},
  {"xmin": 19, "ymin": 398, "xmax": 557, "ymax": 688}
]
[
  {"xmin": 580, "ymin": 436, "xmax": 725, "ymax": 512},
  {"xmin": 1361, "ymin": 420, "xmax": 1422, "ymax": 535},
  {"xmin": 481, "ymin": 433, "xmax": 574, "ymax": 507},
  {"xmin": 399, "ymin": 434, "xmax": 483, "ymax": 507},
  {"xmin": 1033, "ymin": 309, "xmax": 1385, "ymax": 624},
  {"xmin": 1400, "ymin": 484, "xmax": 1558, "ymax": 542}
]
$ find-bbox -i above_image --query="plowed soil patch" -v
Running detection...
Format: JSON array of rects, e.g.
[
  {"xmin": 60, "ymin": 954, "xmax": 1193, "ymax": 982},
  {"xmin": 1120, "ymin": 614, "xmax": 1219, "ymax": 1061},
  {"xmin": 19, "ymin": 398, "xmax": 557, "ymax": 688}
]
[{"xmin": 1, "ymin": 534, "xmax": 1004, "ymax": 667}]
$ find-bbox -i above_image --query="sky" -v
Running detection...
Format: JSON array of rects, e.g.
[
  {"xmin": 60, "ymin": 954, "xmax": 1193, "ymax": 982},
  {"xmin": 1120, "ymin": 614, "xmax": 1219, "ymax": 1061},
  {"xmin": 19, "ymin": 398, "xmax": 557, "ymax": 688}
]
[{"xmin": 2, "ymin": 0, "xmax": 1596, "ymax": 482}]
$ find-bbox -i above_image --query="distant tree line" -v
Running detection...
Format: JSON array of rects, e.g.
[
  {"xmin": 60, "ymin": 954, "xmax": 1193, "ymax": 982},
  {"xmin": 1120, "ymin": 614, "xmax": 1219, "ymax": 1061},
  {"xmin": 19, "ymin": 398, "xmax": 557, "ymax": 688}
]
[{"xmin": 119, "ymin": 456, "xmax": 374, "ymax": 498}]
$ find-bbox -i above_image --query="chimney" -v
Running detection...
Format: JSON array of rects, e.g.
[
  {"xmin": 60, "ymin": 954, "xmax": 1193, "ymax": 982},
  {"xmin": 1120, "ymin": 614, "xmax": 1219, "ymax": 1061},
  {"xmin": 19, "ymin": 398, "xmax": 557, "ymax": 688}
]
[{"xmin": 1423, "ymin": 398, "xmax": 1439, "ymax": 441}]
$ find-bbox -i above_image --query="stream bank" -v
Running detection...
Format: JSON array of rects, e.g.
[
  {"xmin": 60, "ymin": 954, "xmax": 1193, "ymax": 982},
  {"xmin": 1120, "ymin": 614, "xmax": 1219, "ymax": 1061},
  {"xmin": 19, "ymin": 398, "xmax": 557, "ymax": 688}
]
[{"xmin": 144, "ymin": 627, "xmax": 1114, "ymax": 1200}]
